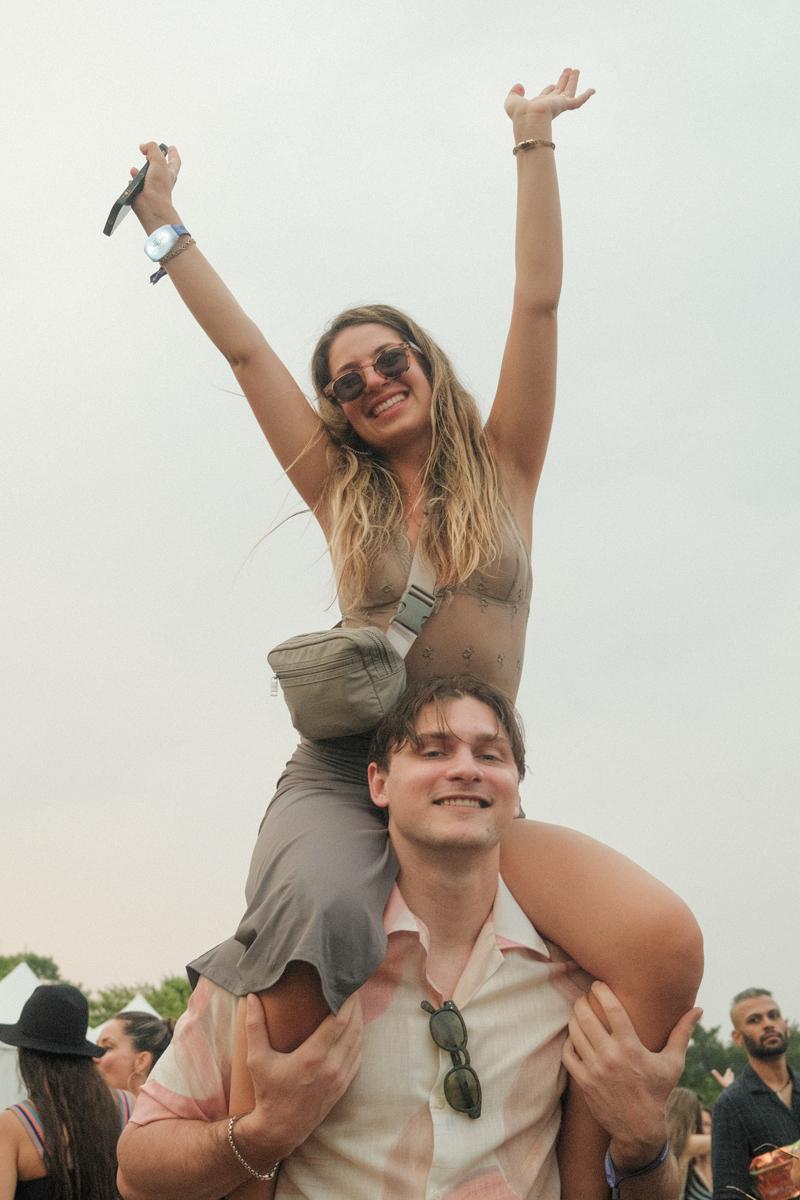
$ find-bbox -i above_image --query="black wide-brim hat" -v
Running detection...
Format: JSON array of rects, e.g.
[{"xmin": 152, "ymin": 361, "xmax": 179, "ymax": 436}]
[{"xmin": 0, "ymin": 984, "xmax": 106, "ymax": 1058}]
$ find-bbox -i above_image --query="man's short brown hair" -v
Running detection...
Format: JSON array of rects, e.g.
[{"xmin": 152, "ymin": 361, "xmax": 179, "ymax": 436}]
[
  {"xmin": 730, "ymin": 988, "xmax": 774, "ymax": 1025},
  {"xmin": 369, "ymin": 675, "xmax": 526, "ymax": 778}
]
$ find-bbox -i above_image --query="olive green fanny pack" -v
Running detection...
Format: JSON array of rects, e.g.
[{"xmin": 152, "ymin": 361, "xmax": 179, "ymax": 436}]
[{"xmin": 268, "ymin": 548, "xmax": 436, "ymax": 741}]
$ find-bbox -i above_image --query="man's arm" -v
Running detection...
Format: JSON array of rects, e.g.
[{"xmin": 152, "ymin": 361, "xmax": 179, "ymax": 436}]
[
  {"xmin": 562, "ymin": 981, "xmax": 701, "ymax": 1199},
  {"xmin": 118, "ymin": 993, "xmax": 362, "ymax": 1200},
  {"xmin": 118, "ymin": 1117, "xmax": 259, "ymax": 1200}
]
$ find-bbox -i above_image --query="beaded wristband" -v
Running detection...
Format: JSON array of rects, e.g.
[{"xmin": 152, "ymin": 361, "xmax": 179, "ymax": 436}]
[
  {"xmin": 226, "ymin": 1114, "xmax": 281, "ymax": 1181},
  {"xmin": 512, "ymin": 138, "xmax": 555, "ymax": 155}
]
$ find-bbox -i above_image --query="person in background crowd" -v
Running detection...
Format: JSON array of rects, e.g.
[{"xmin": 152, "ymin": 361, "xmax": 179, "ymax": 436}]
[
  {"xmin": 95, "ymin": 1012, "xmax": 174, "ymax": 1097},
  {"xmin": 712, "ymin": 988, "xmax": 800, "ymax": 1200},
  {"xmin": 688, "ymin": 1106, "xmax": 714, "ymax": 1199},
  {"xmin": 0, "ymin": 985, "xmax": 132, "ymax": 1199},
  {"xmin": 665, "ymin": 1087, "xmax": 712, "ymax": 1199}
]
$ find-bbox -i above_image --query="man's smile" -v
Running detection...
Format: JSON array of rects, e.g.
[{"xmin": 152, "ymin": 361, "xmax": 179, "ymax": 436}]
[{"xmin": 433, "ymin": 795, "xmax": 490, "ymax": 809}]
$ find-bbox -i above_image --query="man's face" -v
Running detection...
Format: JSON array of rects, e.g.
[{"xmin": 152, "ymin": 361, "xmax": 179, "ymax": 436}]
[
  {"xmin": 368, "ymin": 696, "xmax": 521, "ymax": 856},
  {"xmin": 731, "ymin": 995, "xmax": 790, "ymax": 1059}
]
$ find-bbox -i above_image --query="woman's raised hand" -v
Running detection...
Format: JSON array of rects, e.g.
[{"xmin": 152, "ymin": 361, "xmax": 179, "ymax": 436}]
[
  {"xmin": 132, "ymin": 141, "xmax": 181, "ymax": 227},
  {"xmin": 505, "ymin": 67, "xmax": 594, "ymax": 125}
]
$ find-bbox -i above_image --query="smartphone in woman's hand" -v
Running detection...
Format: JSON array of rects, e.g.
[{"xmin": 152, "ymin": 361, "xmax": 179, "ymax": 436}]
[{"xmin": 103, "ymin": 143, "xmax": 168, "ymax": 236}]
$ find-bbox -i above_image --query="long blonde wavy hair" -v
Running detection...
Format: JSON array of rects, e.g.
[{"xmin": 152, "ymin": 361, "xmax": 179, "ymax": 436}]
[{"xmin": 311, "ymin": 304, "xmax": 513, "ymax": 610}]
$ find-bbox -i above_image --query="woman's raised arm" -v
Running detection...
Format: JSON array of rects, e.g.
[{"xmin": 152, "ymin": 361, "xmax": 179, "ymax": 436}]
[
  {"xmin": 131, "ymin": 142, "xmax": 330, "ymax": 511},
  {"xmin": 485, "ymin": 69, "xmax": 594, "ymax": 535}
]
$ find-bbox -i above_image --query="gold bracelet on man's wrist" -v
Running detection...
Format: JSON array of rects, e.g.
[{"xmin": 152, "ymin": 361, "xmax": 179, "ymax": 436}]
[{"xmin": 226, "ymin": 1114, "xmax": 281, "ymax": 1181}]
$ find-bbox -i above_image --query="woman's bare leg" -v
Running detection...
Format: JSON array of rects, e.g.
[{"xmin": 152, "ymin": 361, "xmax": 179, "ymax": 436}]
[
  {"xmin": 228, "ymin": 963, "xmax": 330, "ymax": 1199},
  {"xmin": 558, "ymin": 1082, "xmax": 612, "ymax": 1200},
  {"xmin": 501, "ymin": 820, "xmax": 703, "ymax": 1038},
  {"xmin": 501, "ymin": 819, "xmax": 703, "ymax": 1199}
]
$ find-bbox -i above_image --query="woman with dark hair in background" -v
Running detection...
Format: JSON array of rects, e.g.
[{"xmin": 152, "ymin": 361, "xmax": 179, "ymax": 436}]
[
  {"xmin": 0, "ymin": 985, "xmax": 131, "ymax": 1199},
  {"xmin": 94, "ymin": 1012, "xmax": 173, "ymax": 1098}
]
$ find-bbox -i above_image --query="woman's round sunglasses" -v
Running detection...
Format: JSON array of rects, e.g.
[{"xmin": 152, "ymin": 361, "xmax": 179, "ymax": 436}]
[{"xmin": 323, "ymin": 341, "xmax": 423, "ymax": 406}]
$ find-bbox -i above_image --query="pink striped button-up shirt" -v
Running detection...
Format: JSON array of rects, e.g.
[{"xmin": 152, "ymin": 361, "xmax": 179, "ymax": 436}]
[{"xmin": 133, "ymin": 881, "xmax": 589, "ymax": 1198}]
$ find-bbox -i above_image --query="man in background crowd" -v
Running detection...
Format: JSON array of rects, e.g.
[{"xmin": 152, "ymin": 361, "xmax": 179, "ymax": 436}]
[{"xmin": 712, "ymin": 988, "xmax": 800, "ymax": 1200}]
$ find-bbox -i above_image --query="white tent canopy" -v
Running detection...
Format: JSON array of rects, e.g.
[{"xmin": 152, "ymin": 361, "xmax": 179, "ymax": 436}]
[
  {"xmin": 0, "ymin": 963, "xmax": 41, "ymax": 1108},
  {"xmin": 120, "ymin": 992, "xmax": 160, "ymax": 1018},
  {"xmin": 0, "ymin": 963, "xmax": 40, "ymax": 1023}
]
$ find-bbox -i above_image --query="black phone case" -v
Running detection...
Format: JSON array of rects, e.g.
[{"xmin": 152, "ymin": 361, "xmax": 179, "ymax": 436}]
[{"xmin": 103, "ymin": 144, "xmax": 168, "ymax": 237}]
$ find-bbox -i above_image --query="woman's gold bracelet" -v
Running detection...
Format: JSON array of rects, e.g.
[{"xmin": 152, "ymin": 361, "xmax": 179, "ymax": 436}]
[
  {"xmin": 512, "ymin": 139, "xmax": 555, "ymax": 156},
  {"xmin": 161, "ymin": 235, "xmax": 196, "ymax": 264}
]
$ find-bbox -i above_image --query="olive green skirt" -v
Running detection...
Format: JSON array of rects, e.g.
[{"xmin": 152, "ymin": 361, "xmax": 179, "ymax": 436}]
[{"xmin": 188, "ymin": 734, "xmax": 397, "ymax": 1012}]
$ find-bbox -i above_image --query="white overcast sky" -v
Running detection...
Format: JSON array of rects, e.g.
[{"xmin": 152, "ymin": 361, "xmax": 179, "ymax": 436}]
[{"xmin": 2, "ymin": 0, "xmax": 798, "ymax": 1036}]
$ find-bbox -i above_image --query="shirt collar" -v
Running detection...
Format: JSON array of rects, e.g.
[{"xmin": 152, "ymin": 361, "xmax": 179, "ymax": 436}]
[
  {"xmin": 383, "ymin": 878, "xmax": 551, "ymax": 960},
  {"xmin": 742, "ymin": 1062, "xmax": 797, "ymax": 1092}
]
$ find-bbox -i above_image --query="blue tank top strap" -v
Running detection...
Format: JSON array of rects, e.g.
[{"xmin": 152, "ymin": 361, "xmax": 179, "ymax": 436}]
[{"xmin": 9, "ymin": 1101, "xmax": 45, "ymax": 1158}]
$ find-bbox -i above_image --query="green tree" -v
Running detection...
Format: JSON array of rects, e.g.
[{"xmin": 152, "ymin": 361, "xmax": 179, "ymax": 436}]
[
  {"xmin": 88, "ymin": 976, "xmax": 191, "ymax": 1026},
  {"xmin": 143, "ymin": 976, "xmax": 191, "ymax": 1021},
  {"xmin": 0, "ymin": 956, "xmax": 190, "ymax": 1025},
  {"xmin": 0, "ymin": 953, "xmax": 62, "ymax": 982},
  {"xmin": 680, "ymin": 1022, "xmax": 747, "ymax": 1106}
]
